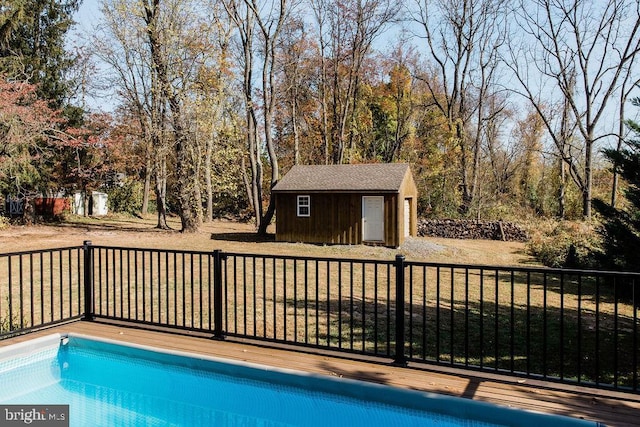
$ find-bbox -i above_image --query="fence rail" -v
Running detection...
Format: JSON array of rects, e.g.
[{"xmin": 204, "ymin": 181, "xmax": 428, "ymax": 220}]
[{"xmin": 1, "ymin": 242, "xmax": 638, "ymax": 393}]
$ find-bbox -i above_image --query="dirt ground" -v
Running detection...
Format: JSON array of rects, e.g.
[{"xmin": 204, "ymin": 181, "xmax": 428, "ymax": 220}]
[{"xmin": 0, "ymin": 215, "xmax": 537, "ymax": 267}]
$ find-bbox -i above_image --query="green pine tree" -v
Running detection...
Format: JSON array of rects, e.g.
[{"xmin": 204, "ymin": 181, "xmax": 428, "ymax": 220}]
[
  {"xmin": 0, "ymin": 0, "xmax": 81, "ymax": 107},
  {"xmin": 594, "ymin": 102, "xmax": 640, "ymax": 273}
]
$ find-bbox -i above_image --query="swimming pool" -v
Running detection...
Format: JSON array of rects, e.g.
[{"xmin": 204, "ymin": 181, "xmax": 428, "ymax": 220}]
[{"xmin": 0, "ymin": 334, "xmax": 598, "ymax": 427}]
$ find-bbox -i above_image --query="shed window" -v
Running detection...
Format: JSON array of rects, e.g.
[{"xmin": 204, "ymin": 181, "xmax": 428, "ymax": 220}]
[{"xmin": 297, "ymin": 195, "xmax": 310, "ymax": 217}]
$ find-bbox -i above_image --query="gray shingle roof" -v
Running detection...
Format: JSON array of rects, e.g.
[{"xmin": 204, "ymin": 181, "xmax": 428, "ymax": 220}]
[{"xmin": 272, "ymin": 163, "xmax": 410, "ymax": 193}]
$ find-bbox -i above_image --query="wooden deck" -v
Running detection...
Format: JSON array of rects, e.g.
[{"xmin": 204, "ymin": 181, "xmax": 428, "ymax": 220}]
[{"xmin": 2, "ymin": 320, "xmax": 640, "ymax": 426}]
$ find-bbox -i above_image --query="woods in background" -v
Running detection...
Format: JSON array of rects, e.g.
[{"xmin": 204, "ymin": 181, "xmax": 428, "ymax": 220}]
[{"xmin": 1, "ymin": 0, "xmax": 640, "ymax": 238}]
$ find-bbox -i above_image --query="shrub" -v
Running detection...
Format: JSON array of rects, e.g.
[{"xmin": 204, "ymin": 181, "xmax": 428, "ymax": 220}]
[
  {"xmin": 526, "ymin": 220, "xmax": 603, "ymax": 269},
  {"xmin": 108, "ymin": 179, "xmax": 144, "ymax": 215},
  {"xmin": 0, "ymin": 303, "xmax": 22, "ymax": 333},
  {"xmin": 595, "ymin": 115, "xmax": 640, "ymax": 273}
]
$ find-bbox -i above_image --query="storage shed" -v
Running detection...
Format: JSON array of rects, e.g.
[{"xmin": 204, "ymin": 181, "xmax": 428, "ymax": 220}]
[
  {"xmin": 272, "ymin": 163, "xmax": 418, "ymax": 248},
  {"xmin": 72, "ymin": 191, "xmax": 108, "ymax": 216},
  {"xmin": 34, "ymin": 197, "xmax": 70, "ymax": 216}
]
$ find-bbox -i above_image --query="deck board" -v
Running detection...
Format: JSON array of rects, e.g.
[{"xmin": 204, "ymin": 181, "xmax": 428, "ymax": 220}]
[{"xmin": 2, "ymin": 320, "xmax": 639, "ymax": 426}]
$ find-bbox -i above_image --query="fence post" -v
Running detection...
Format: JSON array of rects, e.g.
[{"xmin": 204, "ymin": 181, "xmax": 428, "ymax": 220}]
[
  {"xmin": 83, "ymin": 241, "xmax": 94, "ymax": 321},
  {"xmin": 394, "ymin": 254, "xmax": 407, "ymax": 365},
  {"xmin": 212, "ymin": 250, "xmax": 225, "ymax": 339}
]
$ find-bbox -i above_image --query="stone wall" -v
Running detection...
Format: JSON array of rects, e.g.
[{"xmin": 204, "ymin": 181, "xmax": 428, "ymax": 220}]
[{"xmin": 417, "ymin": 219, "xmax": 529, "ymax": 242}]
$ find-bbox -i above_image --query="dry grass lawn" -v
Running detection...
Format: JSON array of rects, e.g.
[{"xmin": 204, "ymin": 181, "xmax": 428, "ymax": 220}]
[{"xmin": 0, "ymin": 214, "xmax": 536, "ymax": 267}]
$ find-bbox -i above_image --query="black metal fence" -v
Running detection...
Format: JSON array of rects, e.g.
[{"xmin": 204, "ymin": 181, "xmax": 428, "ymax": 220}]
[
  {"xmin": 1, "ymin": 242, "xmax": 638, "ymax": 393},
  {"xmin": 0, "ymin": 246, "xmax": 85, "ymax": 334}
]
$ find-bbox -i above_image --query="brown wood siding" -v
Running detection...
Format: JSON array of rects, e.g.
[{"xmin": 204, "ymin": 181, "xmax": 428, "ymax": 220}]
[
  {"xmin": 276, "ymin": 193, "xmax": 400, "ymax": 246},
  {"xmin": 397, "ymin": 169, "xmax": 418, "ymax": 245},
  {"xmin": 275, "ymin": 168, "xmax": 418, "ymax": 248},
  {"xmin": 34, "ymin": 198, "xmax": 70, "ymax": 216},
  {"xmin": 384, "ymin": 194, "xmax": 398, "ymax": 247}
]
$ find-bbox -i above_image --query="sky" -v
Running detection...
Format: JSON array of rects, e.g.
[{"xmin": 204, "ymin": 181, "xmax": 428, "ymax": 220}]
[
  {"xmin": 73, "ymin": 0, "xmax": 102, "ymax": 33},
  {"xmin": 71, "ymin": 0, "xmax": 114, "ymax": 112}
]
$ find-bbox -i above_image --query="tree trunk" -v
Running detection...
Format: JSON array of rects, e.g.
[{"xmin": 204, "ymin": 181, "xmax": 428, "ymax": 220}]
[
  {"xmin": 612, "ymin": 135, "xmax": 622, "ymax": 209},
  {"xmin": 583, "ymin": 135, "xmax": 593, "ymax": 219},
  {"xmin": 144, "ymin": 0, "xmax": 199, "ymax": 233},
  {"xmin": 83, "ymin": 187, "xmax": 90, "ymax": 218},
  {"xmin": 558, "ymin": 158, "xmax": 566, "ymax": 219},
  {"xmin": 457, "ymin": 121, "xmax": 472, "ymax": 214},
  {"xmin": 246, "ymin": 92, "xmax": 262, "ymax": 231},
  {"xmin": 320, "ymin": 44, "xmax": 330, "ymax": 165},
  {"xmin": 175, "ymin": 123, "xmax": 200, "ymax": 233},
  {"xmin": 258, "ymin": 198, "xmax": 275, "ymax": 235},
  {"xmin": 258, "ymin": 29, "xmax": 280, "ymax": 235},
  {"xmin": 192, "ymin": 141, "xmax": 204, "ymax": 226},
  {"xmin": 142, "ymin": 153, "xmax": 151, "ymax": 215},
  {"xmin": 292, "ymin": 94, "xmax": 300, "ymax": 165},
  {"xmin": 155, "ymin": 154, "xmax": 169, "ymax": 229},
  {"xmin": 205, "ymin": 134, "xmax": 213, "ymax": 222},
  {"xmin": 235, "ymin": 4, "xmax": 263, "ymax": 230},
  {"xmin": 241, "ymin": 156, "xmax": 253, "ymax": 211}
]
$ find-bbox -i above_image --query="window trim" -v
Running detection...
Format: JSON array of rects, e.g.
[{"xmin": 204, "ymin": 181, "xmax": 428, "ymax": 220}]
[{"xmin": 297, "ymin": 195, "xmax": 310, "ymax": 217}]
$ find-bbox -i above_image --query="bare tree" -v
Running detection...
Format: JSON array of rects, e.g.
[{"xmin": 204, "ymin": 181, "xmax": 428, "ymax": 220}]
[
  {"xmin": 309, "ymin": 0, "xmax": 331, "ymax": 164},
  {"xmin": 511, "ymin": 108, "xmax": 546, "ymax": 212},
  {"xmin": 408, "ymin": 0, "xmax": 509, "ymax": 214},
  {"xmin": 188, "ymin": 5, "xmax": 235, "ymax": 223},
  {"xmin": 250, "ymin": 0, "xmax": 293, "ymax": 234},
  {"xmin": 96, "ymin": 0, "xmax": 169, "ymax": 228},
  {"xmin": 508, "ymin": 0, "xmax": 640, "ymax": 219},
  {"xmin": 378, "ymin": 43, "xmax": 421, "ymax": 163},
  {"xmin": 483, "ymin": 96, "xmax": 516, "ymax": 197},
  {"xmin": 224, "ymin": 0, "xmax": 297, "ymax": 234},
  {"xmin": 142, "ymin": 0, "xmax": 211, "ymax": 232},
  {"xmin": 223, "ymin": 0, "xmax": 261, "ymax": 228},
  {"xmin": 310, "ymin": 0, "xmax": 401, "ymax": 164},
  {"xmin": 279, "ymin": 16, "xmax": 312, "ymax": 166}
]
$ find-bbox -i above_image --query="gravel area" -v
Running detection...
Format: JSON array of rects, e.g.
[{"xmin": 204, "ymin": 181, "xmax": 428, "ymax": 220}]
[{"xmin": 398, "ymin": 237, "xmax": 447, "ymax": 258}]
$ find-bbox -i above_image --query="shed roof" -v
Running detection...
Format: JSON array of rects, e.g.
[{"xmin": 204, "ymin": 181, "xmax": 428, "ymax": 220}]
[{"xmin": 272, "ymin": 163, "xmax": 411, "ymax": 193}]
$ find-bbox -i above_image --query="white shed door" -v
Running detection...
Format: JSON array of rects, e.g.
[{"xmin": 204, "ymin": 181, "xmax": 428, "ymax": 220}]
[{"xmin": 362, "ymin": 196, "xmax": 384, "ymax": 242}]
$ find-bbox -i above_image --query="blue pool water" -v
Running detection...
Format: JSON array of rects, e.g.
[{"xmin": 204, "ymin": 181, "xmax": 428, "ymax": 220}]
[{"xmin": 0, "ymin": 334, "xmax": 596, "ymax": 427}]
